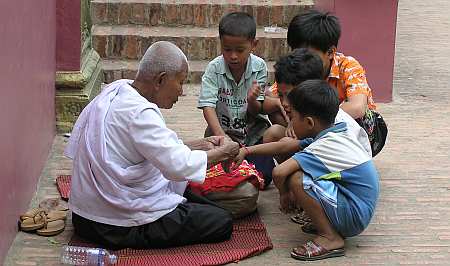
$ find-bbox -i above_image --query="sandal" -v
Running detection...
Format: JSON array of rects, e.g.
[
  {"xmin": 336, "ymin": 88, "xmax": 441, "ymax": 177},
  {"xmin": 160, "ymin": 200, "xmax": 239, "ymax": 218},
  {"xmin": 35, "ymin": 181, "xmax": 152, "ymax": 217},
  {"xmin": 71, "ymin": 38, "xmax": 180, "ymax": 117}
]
[
  {"xmin": 291, "ymin": 240, "xmax": 344, "ymax": 261},
  {"xmin": 19, "ymin": 207, "xmax": 67, "ymax": 236},
  {"xmin": 291, "ymin": 211, "xmax": 312, "ymax": 225},
  {"xmin": 301, "ymin": 222, "xmax": 318, "ymax": 234},
  {"xmin": 47, "ymin": 210, "xmax": 68, "ymax": 221},
  {"xmin": 19, "ymin": 208, "xmax": 46, "ymax": 232},
  {"xmin": 36, "ymin": 219, "xmax": 65, "ymax": 236}
]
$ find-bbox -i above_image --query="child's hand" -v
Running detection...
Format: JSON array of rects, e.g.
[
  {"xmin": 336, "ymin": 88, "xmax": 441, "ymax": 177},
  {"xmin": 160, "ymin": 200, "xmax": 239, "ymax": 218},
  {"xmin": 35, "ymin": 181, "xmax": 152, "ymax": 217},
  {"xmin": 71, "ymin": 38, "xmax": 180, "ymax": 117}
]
[
  {"xmin": 247, "ymin": 80, "xmax": 262, "ymax": 103},
  {"xmin": 278, "ymin": 100, "xmax": 290, "ymax": 124},
  {"xmin": 285, "ymin": 120, "xmax": 297, "ymax": 139},
  {"xmin": 230, "ymin": 148, "xmax": 247, "ymax": 171}
]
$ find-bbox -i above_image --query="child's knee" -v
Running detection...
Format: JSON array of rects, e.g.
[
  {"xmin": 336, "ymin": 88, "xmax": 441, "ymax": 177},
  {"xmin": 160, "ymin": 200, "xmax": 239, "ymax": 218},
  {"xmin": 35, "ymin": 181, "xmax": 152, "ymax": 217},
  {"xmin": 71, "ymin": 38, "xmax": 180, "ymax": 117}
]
[
  {"xmin": 268, "ymin": 112, "xmax": 287, "ymax": 126},
  {"xmin": 279, "ymin": 136, "xmax": 293, "ymax": 143},
  {"xmin": 263, "ymin": 125, "xmax": 286, "ymax": 143}
]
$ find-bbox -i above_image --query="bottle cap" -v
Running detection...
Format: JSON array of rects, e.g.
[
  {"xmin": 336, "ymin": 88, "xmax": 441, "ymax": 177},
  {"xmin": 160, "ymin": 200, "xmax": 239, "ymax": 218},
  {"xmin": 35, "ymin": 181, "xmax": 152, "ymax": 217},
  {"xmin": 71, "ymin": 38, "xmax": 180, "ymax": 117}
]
[{"xmin": 110, "ymin": 254, "xmax": 118, "ymax": 264}]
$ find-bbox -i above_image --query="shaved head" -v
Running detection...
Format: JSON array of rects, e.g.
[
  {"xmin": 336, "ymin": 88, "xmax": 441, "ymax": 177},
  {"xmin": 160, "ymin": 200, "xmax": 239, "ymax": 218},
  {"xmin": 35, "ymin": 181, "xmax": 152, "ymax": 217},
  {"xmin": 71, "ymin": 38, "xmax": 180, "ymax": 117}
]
[{"xmin": 136, "ymin": 41, "xmax": 188, "ymax": 80}]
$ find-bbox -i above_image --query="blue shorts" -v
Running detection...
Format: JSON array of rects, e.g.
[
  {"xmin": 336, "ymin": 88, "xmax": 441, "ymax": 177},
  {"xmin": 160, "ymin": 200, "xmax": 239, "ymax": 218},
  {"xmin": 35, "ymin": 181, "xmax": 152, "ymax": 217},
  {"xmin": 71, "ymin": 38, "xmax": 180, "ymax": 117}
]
[{"xmin": 305, "ymin": 188, "xmax": 368, "ymax": 237}]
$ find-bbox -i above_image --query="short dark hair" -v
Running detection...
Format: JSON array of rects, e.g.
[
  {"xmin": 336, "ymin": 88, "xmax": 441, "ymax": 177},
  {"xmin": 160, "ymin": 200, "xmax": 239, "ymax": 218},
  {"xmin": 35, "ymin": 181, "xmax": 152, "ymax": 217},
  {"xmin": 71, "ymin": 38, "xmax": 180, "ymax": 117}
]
[
  {"xmin": 219, "ymin": 12, "xmax": 256, "ymax": 40},
  {"xmin": 274, "ymin": 48, "xmax": 324, "ymax": 86},
  {"xmin": 287, "ymin": 9, "xmax": 341, "ymax": 52},
  {"xmin": 288, "ymin": 79, "xmax": 339, "ymax": 125}
]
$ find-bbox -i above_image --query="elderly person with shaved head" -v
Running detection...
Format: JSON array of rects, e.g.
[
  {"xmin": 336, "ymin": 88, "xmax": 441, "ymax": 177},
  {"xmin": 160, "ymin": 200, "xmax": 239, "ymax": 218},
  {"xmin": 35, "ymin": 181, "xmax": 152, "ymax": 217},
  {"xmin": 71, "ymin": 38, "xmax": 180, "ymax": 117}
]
[{"xmin": 65, "ymin": 41, "xmax": 239, "ymax": 249}]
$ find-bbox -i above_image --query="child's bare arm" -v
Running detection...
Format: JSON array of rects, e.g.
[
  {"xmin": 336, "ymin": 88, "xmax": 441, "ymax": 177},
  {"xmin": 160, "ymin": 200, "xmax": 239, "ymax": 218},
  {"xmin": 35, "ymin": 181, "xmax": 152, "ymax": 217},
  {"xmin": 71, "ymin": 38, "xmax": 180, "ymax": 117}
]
[
  {"xmin": 340, "ymin": 94, "xmax": 367, "ymax": 119},
  {"xmin": 340, "ymin": 58, "xmax": 370, "ymax": 119},
  {"xmin": 272, "ymin": 158, "xmax": 300, "ymax": 191},
  {"xmin": 261, "ymin": 96, "xmax": 278, "ymax": 113},
  {"xmin": 230, "ymin": 139, "xmax": 301, "ymax": 170},
  {"xmin": 263, "ymin": 97, "xmax": 289, "ymax": 125},
  {"xmin": 246, "ymin": 139, "xmax": 300, "ymax": 156},
  {"xmin": 202, "ymin": 107, "xmax": 226, "ymax": 136}
]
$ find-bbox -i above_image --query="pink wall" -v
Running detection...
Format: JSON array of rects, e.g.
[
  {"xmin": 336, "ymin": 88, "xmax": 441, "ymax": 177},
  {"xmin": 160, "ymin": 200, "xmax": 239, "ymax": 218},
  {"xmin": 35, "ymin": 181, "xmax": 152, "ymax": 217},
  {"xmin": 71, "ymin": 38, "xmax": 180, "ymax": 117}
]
[
  {"xmin": 316, "ymin": 0, "xmax": 398, "ymax": 102},
  {"xmin": 0, "ymin": 1, "xmax": 56, "ymax": 262},
  {"xmin": 56, "ymin": 0, "xmax": 81, "ymax": 71}
]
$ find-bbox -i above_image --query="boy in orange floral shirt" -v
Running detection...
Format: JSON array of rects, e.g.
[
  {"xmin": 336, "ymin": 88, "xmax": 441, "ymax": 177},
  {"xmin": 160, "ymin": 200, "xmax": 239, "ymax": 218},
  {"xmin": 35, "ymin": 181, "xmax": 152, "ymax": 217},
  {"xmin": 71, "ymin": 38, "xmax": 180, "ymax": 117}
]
[{"xmin": 264, "ymin": 10, "xmax": 387, "ymax": 157}]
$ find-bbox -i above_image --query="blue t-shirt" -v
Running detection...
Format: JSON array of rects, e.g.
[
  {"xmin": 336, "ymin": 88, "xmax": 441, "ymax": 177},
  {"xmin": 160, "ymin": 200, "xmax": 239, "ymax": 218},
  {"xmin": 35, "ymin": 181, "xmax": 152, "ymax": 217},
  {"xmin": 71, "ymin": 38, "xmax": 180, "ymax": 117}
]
[{"xmin": 293, "ymin": 122, "xmax": 379, "ymax": 236}]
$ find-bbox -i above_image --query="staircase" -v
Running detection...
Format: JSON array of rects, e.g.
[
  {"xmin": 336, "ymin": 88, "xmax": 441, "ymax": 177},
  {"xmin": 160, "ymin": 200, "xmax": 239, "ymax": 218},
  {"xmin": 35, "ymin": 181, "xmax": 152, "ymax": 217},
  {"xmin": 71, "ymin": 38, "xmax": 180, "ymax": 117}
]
[{"xmin": 90, "ymin": 0, "xmax": 314, "ymax": 84}]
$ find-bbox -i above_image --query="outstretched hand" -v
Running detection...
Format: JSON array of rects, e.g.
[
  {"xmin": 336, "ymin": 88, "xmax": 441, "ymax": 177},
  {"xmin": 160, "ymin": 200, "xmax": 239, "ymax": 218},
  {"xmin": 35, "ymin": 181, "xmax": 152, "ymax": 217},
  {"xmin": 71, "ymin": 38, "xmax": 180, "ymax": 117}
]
[{"xmin": 228, "ymin": 148, "xmax": 246, "ymax": 171}]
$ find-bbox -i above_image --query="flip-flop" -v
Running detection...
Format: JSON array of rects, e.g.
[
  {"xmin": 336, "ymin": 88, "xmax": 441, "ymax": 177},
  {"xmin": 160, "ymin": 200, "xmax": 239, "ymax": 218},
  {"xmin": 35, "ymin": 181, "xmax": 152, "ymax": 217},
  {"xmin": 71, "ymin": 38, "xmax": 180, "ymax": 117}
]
[
  {"xmin": 20, "ymin": 208, "xmax": 67, "ymax": 223},
  {"xmin": 47, "ymin": 210, "xmax": 68, "ymax": 221},
  {"xmin": 19, "ymin": 208, "xmax": 46, "ymax": 232},
  {"xmin": 36, "ymin": 219, "xmax": 65, "ymax": 237},
  {"xmin": 291, "ymin": 211, "xmax": 312, "ymax": 225},
  {"xmin": 301, "ymin": 222, "xmax": 318, "ymax": 234},
  {"xmin": 35, "ymin": 209, "xmax": 67, "ymax": 237},
  {"xmin": 291, "ymin": 240, "xmax": 345, "ymax": 261}
]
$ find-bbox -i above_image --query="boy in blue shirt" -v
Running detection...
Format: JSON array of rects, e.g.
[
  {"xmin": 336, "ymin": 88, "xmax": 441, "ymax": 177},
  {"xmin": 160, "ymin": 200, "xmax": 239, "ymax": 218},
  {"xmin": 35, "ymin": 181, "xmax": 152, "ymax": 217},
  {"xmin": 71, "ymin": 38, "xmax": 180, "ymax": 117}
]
[
  {"xmin": 275, "ymin": 80, "xmax": 379, "ymax": 260},
  {"xmin": 234, "ymin": 80, "xmax": 379, "ymax": 260},
  {"xmin": 198, "ymin": 12, "xmax": 278, "ymax": 185}
]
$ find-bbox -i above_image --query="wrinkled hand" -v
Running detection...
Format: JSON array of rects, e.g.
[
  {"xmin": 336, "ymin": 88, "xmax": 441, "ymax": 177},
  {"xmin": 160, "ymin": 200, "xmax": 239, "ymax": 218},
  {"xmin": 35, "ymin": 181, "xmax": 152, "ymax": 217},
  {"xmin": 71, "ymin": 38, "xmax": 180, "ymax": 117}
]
[
  {"xmin": 247, "ymin": 80, "xmax": 262, "ymax": 103},
  {"xmin": 219, "ymin": 141, "xmax": 240, "ymax": 173},
  {"xmin": 223, "ymin": 134, "xmax": 234, "ymax": 143},
  {"xmin": 203, "ymin": 136, "xmax": 225, "ymax": 150},
  {"xmin": 220, "ymin": 141, "xmax": 240, "ymax": 160},
  {"xmin": 285, "ymin": 120, "xmax": 297, "ymax": 139}
]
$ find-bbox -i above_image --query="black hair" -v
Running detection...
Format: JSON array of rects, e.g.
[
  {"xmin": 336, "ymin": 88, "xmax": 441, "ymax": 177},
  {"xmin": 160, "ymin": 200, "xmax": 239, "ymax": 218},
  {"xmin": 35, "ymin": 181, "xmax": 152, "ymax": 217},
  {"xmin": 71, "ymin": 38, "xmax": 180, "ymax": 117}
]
[
  {"xmin": 288, "ymin": 79, "xmax": 339, "ymax": 125},
  {"xmin": 274, "ymin": 48, "xmax": 324, "ymax": 86},
  {"xmin": 219, "ymin": 12, "xmax": 256, "ymax": 40},
  {"xmin": 287, "ymin": 9, "xmax": 341, "ymax": 52}
]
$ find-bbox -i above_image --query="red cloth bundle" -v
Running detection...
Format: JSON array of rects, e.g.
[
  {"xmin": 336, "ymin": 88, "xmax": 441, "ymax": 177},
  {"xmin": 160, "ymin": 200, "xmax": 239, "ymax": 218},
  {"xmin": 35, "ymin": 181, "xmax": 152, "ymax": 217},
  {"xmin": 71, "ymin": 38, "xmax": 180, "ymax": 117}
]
[{"xmin": 189, "ymin": 160, "xmax": 264, "ymax": 196}]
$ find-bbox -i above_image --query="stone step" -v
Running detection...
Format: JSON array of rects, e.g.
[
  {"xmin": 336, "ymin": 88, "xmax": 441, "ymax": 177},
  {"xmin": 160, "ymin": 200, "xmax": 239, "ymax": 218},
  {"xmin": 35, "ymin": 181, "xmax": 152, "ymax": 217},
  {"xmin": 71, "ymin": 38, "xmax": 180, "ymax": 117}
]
[
  {"xmin": 91, "ymin": 0, "xmax": 314, "ymax": 28},
  {"xmin": 102, "ymin": 59, "xmax": 276, "ymax": 84},
  {"xmin": 92, "ymin": 24, "xmax": 289, "ymax": 61}
]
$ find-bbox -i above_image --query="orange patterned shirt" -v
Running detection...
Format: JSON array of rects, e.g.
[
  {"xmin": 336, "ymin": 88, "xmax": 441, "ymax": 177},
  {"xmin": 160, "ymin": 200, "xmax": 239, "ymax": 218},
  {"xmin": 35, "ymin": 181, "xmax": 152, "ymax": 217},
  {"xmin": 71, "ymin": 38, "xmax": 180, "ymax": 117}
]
[{"xmin": 268, "ymin": 52, "xmax": 376, "ymax": 110}]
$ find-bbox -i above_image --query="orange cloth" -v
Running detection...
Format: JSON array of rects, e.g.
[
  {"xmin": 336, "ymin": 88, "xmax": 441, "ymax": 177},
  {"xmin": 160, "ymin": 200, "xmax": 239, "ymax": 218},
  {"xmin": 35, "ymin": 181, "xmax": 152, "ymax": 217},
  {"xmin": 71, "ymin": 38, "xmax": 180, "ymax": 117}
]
[{"xmin": 269, "ymin": 52, "xmax": 376, "ymax": 110}]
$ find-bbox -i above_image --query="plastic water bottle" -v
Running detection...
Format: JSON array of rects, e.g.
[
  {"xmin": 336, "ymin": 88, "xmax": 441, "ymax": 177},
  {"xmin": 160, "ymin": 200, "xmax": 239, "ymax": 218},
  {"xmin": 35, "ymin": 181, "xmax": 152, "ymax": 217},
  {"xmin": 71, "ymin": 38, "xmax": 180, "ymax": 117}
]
[{"xmin": 61, "ymin": 245, "xmax": 118, "ymax": 265}]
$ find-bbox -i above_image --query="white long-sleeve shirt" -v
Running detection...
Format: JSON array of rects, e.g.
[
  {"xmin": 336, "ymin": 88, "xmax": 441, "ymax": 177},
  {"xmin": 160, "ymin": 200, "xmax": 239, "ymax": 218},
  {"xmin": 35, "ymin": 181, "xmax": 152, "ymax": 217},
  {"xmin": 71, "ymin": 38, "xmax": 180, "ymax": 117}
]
[{"xmin": 65, "ymin": 80, "xmax": 207, "ymax": 226}]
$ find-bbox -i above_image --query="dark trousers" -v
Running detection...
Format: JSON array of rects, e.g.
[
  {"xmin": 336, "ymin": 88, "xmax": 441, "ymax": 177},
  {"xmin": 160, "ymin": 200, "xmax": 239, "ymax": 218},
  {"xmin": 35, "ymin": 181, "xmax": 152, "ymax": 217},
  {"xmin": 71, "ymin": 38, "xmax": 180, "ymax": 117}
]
[{"xmin": 72, "ymin": 189, "xmax": 233, "ymax": 250}]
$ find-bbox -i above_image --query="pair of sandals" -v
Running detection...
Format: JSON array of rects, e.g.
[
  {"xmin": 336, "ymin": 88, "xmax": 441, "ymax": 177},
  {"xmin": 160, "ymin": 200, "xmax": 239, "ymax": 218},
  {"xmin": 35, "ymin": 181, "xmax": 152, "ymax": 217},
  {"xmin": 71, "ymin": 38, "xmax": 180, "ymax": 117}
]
[
  {"xmin": 290, "ymin": 211, "xmax": 345, "ymax": 261},
  {"xmin": 19, "ymin": 199, "xmax": 68, "ymax": 236},
  {"xmin": 290, "ymin": 211, "xmax": 317, "ymax": 234}
]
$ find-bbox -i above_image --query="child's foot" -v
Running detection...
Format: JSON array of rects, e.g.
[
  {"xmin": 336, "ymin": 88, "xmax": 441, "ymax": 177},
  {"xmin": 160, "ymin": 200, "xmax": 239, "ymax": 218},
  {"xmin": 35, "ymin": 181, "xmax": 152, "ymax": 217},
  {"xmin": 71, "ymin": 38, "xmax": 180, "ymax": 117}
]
[{"xmin": 291, "ymin": 235, "xmax": 345, "ymax": 261}]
